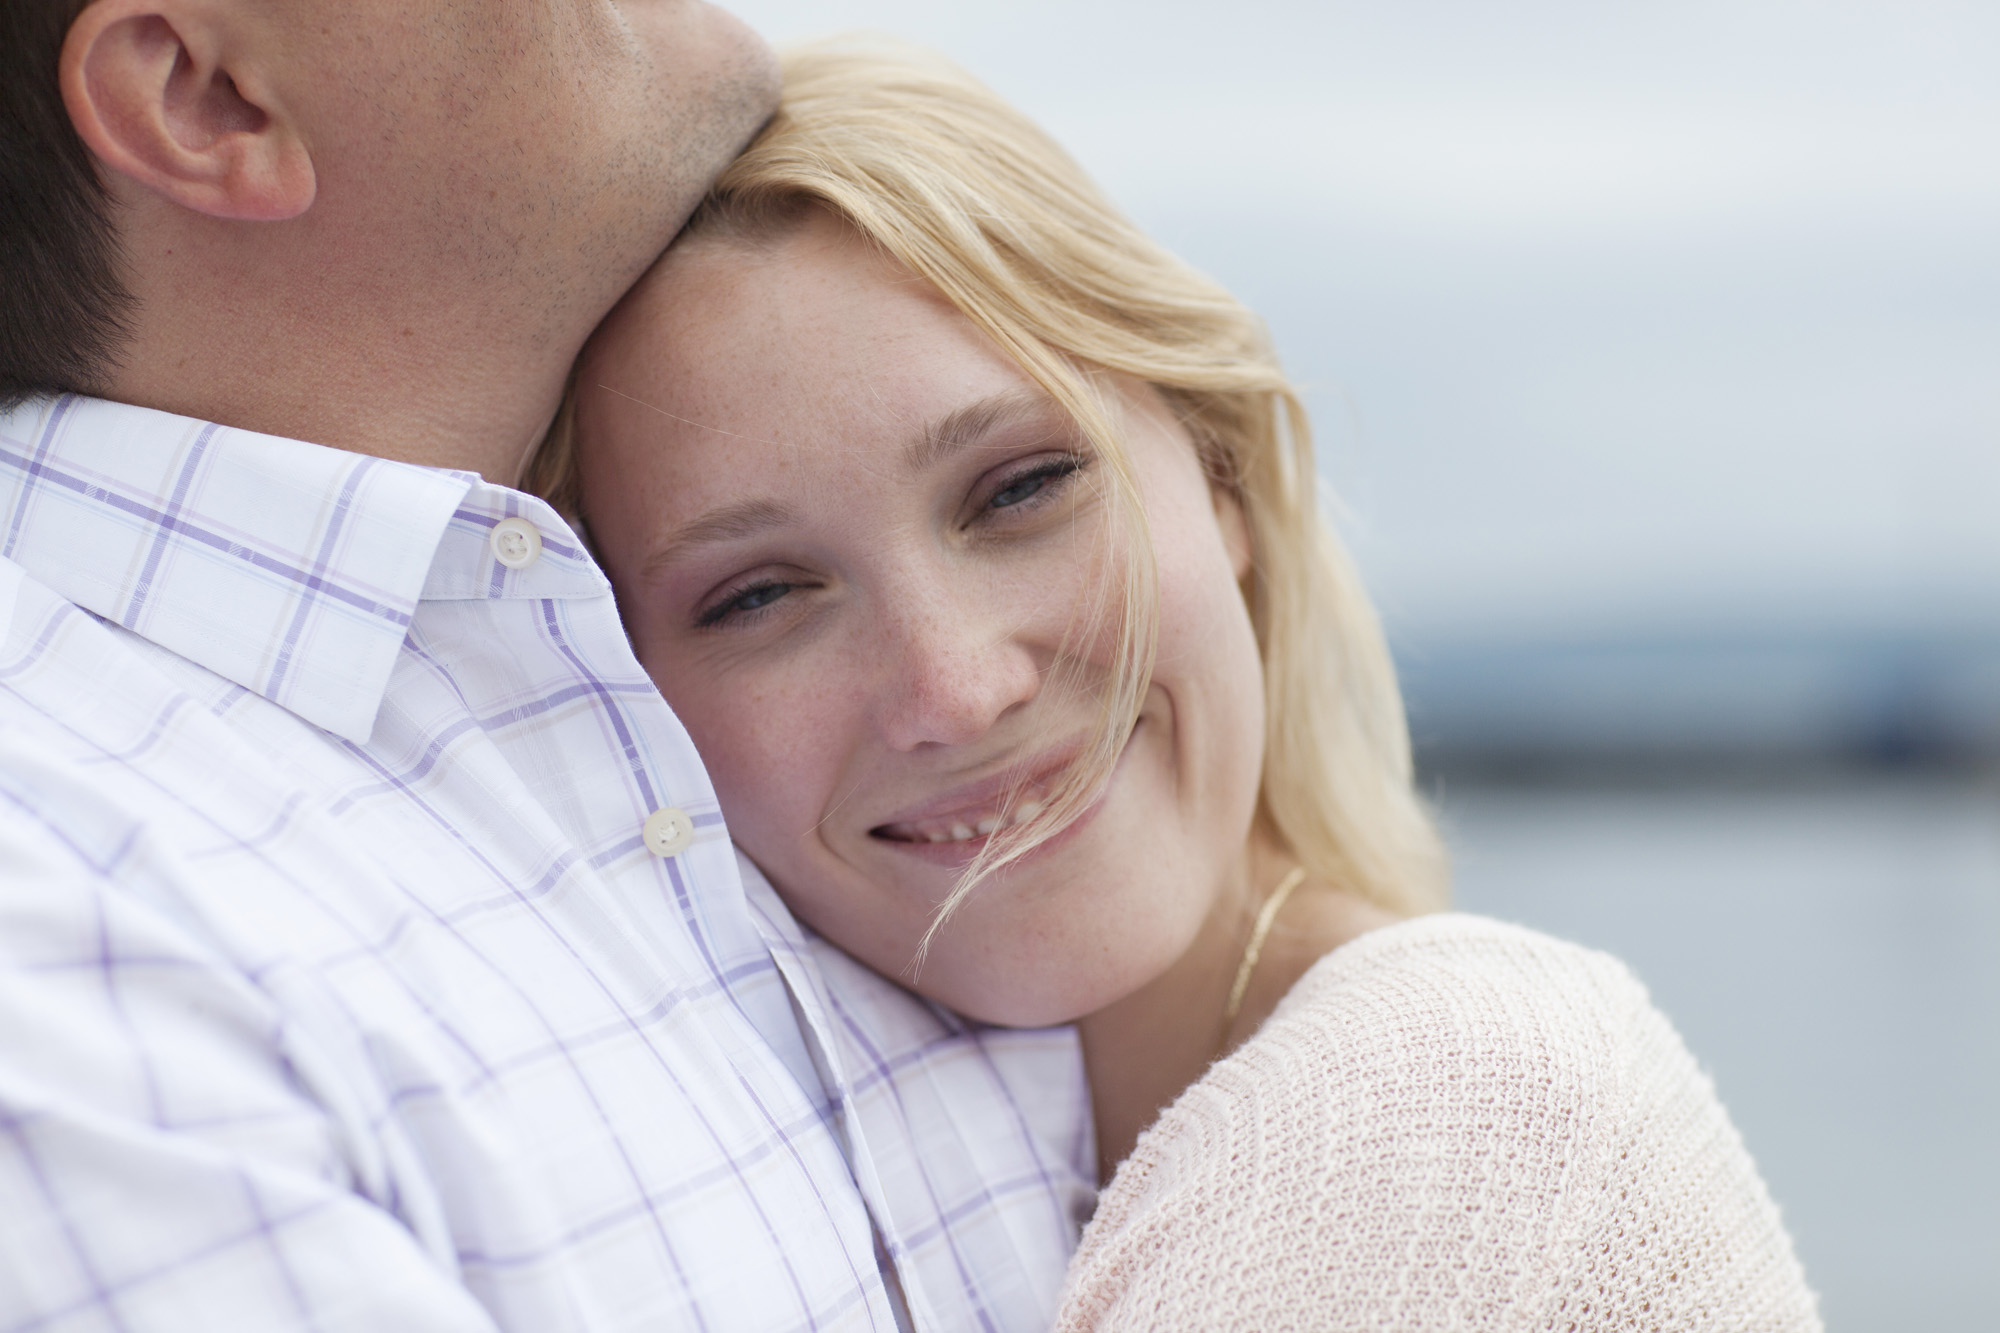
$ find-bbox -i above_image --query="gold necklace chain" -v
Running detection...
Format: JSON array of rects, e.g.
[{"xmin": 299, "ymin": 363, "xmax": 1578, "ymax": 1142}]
[{"xmin": 1221, "ymin": 865, "xmax": 1308, "ymax": 1033}]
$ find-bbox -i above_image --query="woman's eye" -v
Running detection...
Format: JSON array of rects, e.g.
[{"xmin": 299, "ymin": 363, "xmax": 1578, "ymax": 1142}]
[
  {"xmin": 987, "ymin": 458, "xmax": 1083, "ymax": 512},
  {"xmin": 697, "ymin": 580, "xmax": 794, "ymax": 628}
]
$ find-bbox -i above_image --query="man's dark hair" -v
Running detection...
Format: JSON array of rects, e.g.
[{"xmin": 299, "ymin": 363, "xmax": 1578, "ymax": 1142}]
[{"xmin": 1, "ymin": 0, "xmax": 133, "ymax": 408}]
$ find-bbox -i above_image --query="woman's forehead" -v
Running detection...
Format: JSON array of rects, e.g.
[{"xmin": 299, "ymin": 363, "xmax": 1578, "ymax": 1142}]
[
  {"xmin": 633, "ymin": 212, "xmax": 916, "ymax": 346},
  {"xmin": 596, "ymin": 231, "xmax": 1037, "ymax": 453}
]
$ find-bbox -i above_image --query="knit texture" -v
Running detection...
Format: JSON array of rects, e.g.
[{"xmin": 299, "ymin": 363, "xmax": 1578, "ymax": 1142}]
[{"xmin": 1056, "ymin": 915, "xmax": 1821, "ymax": 1331}]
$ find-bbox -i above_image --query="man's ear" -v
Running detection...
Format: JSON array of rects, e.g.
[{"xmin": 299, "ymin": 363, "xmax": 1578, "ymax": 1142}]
[{"xmin": 60, "ymin": 2, "xmax": 315, "ymax": 221}]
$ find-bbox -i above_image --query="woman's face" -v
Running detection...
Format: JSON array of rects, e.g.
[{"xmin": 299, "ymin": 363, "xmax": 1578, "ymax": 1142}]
[{"xmin": 575, "ymin": 213, "xmax": 1268, "ymax": 1025}]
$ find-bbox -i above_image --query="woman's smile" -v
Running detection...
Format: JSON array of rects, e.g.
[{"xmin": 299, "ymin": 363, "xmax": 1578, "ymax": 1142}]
[
  {"xmin": 866, "ymin": 743, "xmax": 1079, "ymax": 854},
  {"xmin": 863, "ymin": 720, "xmax": 1146, "ymax": 874}
]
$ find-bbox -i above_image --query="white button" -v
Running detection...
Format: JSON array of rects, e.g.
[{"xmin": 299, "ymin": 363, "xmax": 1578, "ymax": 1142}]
[
  {"xmin": 642, "ymin": 806, "xmax": 696, "ymax": 858},
  {"xmin": 490, "ymin": 517, "xmax": 543, "ymax": 569}
]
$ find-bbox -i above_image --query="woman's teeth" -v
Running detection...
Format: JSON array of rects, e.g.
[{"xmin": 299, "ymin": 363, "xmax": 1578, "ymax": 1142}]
[{"xmin": 895, "ymin": 798, "xmax": 1047, "ymax": 844}]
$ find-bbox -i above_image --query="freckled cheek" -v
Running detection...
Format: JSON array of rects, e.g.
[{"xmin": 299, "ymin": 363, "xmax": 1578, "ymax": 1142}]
[
  {"xmin": 1017, "ymin": 541, "xmax": 1125, "ymax": 670},
  {"xmin": 1154, "ymin": 547, "xmax": 1265, "ymax": 759},
  {"xmin": 672, "ymin": 668, "xmax": 857, "ymax": 848}
]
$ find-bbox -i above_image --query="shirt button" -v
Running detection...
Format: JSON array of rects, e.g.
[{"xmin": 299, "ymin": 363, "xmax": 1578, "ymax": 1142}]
[
  {"xmin": 490, "ymin": 517, "xmax": 543, "ymax": 569},
  {"xmin": 642, "ymin": 806, "xmax": 696, "ymax": 858}
]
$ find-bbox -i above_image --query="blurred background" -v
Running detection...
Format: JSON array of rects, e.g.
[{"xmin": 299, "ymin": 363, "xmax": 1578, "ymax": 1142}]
[{"xmin": 730, "ymin": 2, "xmax": 2000, "ymax": 1325}]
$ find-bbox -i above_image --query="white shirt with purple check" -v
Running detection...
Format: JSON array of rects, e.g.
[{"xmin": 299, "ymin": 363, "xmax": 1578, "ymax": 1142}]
[{"xmin": 0, "ymin": 395, "xmax": 1094, "ymax": 1332}]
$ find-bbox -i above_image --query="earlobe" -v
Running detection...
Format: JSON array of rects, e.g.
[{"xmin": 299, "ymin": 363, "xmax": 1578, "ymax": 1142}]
[{"xmin": 60, "ymin": 2, "xmax": 315, "ymax": 222}]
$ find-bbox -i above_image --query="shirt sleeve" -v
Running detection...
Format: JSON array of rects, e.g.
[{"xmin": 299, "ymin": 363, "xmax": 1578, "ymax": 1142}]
[{"xmin": 0, "ymin": 796, "xmax": 501, "ymax": 1332}]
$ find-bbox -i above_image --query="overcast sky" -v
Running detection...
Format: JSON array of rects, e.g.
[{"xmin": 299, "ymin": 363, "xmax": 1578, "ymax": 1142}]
[{"xmin": 723, "ymin": 1, "xmax": 2000, "ymax": 645}]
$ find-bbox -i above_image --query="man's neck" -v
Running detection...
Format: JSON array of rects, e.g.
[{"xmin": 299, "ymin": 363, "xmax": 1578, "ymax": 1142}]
[
  {"xmin": 104, "ymin": 313, "xmax": 572, "ymax": 486},
  {"xmin": 98, "ymin": 196, "xmax": 607, "ymax": 485}
]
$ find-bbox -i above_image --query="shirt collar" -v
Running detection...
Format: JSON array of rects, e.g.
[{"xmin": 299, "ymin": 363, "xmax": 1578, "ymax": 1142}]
[{"xmin": 0, "ymin": 394, "xmax": 604, "ymax": 743}]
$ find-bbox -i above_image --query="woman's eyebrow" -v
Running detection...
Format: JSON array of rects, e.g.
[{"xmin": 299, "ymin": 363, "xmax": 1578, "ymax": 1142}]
[
  {"xmin": 641, "ymin": 498, "xmax": 794, "ymax": 578},
  {"xmin": 640, "ymin": 392, "xmax": 1063, "ymax": 578},
  {"xmin": 904, "ymin": 390, "xmax": 1064, "ymax": 472}
]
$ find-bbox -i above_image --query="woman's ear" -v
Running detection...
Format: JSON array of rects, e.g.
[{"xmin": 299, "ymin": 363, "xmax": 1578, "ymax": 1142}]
[
  {"xmin": 60, "ymin": 1, "xmax": 315, "ymax": 222},
  {"xmin": 1213, "ymin": 483, "xmax": 1254, "ymax": 583}
]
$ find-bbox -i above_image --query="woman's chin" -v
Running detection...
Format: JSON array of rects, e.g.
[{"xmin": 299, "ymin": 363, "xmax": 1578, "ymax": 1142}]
[{"xmin": 920, "ymin": 954, "xmax": 1157, "ymax": 1029}]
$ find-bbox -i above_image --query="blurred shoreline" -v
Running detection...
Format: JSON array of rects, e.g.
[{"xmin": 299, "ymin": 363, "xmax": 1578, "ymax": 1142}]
[{"xmin": 1401, "ymin": 631, "xmax": 2000, "ymax": 772}]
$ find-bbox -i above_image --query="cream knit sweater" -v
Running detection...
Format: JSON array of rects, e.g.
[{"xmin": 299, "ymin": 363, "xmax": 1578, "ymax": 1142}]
[{"xmin": 1056, "ymin": 915, "xmax": 1821, "ymax": 1331}]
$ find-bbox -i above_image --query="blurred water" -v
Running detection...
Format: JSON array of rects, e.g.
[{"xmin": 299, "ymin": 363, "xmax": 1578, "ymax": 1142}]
[{"xmin": 1441, "ymin": 768, "xmax": 2000, "ymax": 1331}]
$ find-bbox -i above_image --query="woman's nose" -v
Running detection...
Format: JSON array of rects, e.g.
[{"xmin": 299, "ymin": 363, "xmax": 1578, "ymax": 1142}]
[{"xmin": 872, "ymin": 590, "xmax": 1046, "ymax": 752}]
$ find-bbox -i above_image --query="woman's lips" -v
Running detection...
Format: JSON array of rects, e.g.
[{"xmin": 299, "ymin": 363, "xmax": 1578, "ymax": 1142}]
[
  {"xmin": 873, "ymin": 789, "xmax": 1050, "ymax": 845},
  {"xmin": 869, "ymin": 789, "xmax": 1102, "ymax": 867},
  {"xmin": 866, "ymin": 744, "xmax": 1082, "ymax": 844},
  {"xmin": 866, "ymin": 723, "xmax": 1139, "ymax": 864}
]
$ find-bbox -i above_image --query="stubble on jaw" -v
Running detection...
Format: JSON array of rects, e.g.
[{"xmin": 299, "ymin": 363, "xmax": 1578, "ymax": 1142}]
[
  {"xmin": 560, "ymin": 3, "xmax": 782, "ymax": 328},
  {"xmin": 305, "ymin": 0, "xmax": 780, "ymax": 348}
]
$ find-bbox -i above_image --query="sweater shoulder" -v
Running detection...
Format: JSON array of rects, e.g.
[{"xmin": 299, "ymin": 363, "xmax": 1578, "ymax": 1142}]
[
  {"xmin": 1227, "ymin": 914, "xmax": 1670, "ymax": 1205},
  {"xmin": 1283, "ymin": 910, "xmax": 1649, "ymax": 1013},
  {"xmin": 1056, "ymin": 914, "xmax": 1822, "ymax": 1332},
  {"xmin": 1268, "ymin": 911, "xmax": 1657, "ymax": 1066}
]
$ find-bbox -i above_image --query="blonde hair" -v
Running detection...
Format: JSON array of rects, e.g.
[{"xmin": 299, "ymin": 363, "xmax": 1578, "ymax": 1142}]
[{"xmin": 530, "ymin": 38, "xmax": 1449, "ymax": 924}]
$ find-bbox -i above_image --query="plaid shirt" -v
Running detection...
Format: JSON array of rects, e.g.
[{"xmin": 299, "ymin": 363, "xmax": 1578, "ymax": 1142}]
[{"xmin": 0, "ymin": 395, "xmax": 1093, "ymax": 1332}]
